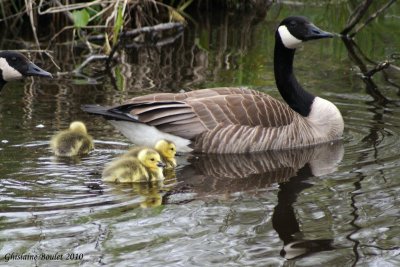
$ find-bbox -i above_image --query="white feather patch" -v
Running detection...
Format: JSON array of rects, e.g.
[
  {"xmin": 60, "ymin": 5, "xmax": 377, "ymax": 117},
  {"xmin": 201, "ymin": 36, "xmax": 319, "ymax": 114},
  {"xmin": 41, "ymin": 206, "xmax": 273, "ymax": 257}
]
[
  {"xmin": 109, "ymin": 120, "xmax": 193, "ymax": 152},
  {"xmin": 0, "ymin": 58, "xmax": 23, "ymax": 81},
  {"xmin": 278, "ymin": 25, "xmax": 303, "ymax": 49},
  {"xmin": 307, "ymin": 97, "xmax": 344, "ymax": 140}
]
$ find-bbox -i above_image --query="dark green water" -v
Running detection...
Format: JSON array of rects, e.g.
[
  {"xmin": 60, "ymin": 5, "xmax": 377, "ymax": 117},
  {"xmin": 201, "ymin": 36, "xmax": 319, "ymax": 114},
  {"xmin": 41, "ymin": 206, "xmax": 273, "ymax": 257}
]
[{"xmin": 0, "ymin": 2, "xmax": 399, "ymax": 266}]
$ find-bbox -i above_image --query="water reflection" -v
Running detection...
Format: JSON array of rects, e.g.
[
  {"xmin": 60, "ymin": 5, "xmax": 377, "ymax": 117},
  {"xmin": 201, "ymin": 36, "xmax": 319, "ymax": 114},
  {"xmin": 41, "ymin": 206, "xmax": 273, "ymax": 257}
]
[
  {"xmin": 273, "ymin": 169, "xmax": 335, "ymax": 260},
  {"xmin": 161, "ymin": 142, "xmax": 343, "ymax": 259},
  {"xmin": 176, "ymin": 142, "xmax": 343, "ymax": 194}
]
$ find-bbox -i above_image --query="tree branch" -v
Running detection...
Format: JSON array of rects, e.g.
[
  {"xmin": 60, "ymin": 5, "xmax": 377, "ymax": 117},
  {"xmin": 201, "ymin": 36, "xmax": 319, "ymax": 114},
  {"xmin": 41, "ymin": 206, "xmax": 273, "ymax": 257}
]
[
  {"xmin": 349, "ymin": 0, "xmax": 397, "ymax": 38},
  {"xmin": 341, "ymin": 0, "xmax": 373, "ymax": 36}
]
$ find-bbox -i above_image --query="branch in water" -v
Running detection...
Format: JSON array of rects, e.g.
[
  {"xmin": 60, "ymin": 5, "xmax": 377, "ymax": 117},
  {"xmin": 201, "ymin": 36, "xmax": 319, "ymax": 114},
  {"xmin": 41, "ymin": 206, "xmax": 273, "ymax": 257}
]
[
  {"xmin": 364, "ymin": 61, "xmax": 391, "ymax": 78},
  {"xmin": 73, "ymin": 55, "xmax": 109, "ymax": 74},
  {"xmin": 106, "ymin": 22, "xmax": 184, "ymax": 67},
  {"xmin": 87, "ymin": 22, "xmax": 184, "ymax": 42},
  {"xmin": 342, "ymin": 37, "xmax": 389, "ymax": 104}
]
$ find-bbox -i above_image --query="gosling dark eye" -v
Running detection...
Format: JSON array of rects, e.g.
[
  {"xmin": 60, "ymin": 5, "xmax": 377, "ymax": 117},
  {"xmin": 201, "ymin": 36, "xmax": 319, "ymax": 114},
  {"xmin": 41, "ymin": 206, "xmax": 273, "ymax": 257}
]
[
  {"xmin": 170, "ymin": 148, "xmax": 174, "ymax": 151},
  {"xmin": 150, "ymin": 158, "xmax": 155, "ymax": 161}
]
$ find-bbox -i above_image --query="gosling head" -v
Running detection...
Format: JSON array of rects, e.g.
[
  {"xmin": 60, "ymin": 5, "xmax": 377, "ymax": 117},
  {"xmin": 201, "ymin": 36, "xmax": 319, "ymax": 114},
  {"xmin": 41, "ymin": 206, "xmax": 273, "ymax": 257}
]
[
  {"xmin": 277, "ymin": 16, "xmax": 334, "ymax": 49},
  {"xmin": 138, "ymin": 148, "xmax": 166, "ymax": 170},
  {"xmin": 0, "ymin": 51, "xmax": 52, "ymax": 83},
  {"xmin": 154, "ymin": 139, "xmax": 176, "ymax": 159},
  {"xmin": 69, "ymin": 121, "xmax": 88, "ymax": 134}
]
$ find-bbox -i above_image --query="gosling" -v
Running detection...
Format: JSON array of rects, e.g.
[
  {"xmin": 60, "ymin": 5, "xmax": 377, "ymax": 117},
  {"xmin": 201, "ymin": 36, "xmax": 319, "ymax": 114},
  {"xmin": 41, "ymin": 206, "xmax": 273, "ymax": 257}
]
[
  {"xmin": 124, "ymin": 139, "xmax": 177, "ymax": 169},
  {"xmin": 50, "ymin": 121, "xmax": 94, "ymax": 157},
  {"xmin": 102, "ymin": 148, "xmax": 166, "ymax": 183}
]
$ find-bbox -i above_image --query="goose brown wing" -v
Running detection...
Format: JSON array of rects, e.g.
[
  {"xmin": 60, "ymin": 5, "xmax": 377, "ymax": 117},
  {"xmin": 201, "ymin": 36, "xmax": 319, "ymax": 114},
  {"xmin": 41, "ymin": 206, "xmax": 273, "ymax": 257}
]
[
  {"xmin": 117, "ymin": 87, "xmax": 295, "ymax": 140},
  {"xmin": 124, "ymin": 87, "xmax": 262, "ymax": 102},
  {"xmin": 187, "ymin": 93, "xmax": 294, "ymax": 130}
]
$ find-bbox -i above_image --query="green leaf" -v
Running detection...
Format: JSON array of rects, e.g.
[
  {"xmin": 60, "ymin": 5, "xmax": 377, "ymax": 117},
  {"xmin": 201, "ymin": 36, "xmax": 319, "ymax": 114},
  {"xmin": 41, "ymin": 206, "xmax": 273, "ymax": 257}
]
[
  {"xmin": 112, "ymin": 5, "xmax": 124, "ymax": 45},
  {"xmin": 72, "ymin": 9, "xmax": 90, "ymax": 28}
]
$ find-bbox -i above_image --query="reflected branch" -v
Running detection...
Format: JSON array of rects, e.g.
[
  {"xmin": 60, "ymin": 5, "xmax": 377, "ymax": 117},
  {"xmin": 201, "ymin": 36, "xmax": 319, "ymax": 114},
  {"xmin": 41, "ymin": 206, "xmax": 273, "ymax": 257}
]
[{"xmin": 346, "ymin": 173, "xmax": 364, "ymax": 267}]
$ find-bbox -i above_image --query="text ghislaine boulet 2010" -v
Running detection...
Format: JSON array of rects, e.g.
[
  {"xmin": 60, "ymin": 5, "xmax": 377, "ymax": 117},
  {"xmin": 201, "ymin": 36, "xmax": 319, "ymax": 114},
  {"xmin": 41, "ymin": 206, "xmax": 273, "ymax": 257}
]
[{"xmin": 3, "ymin": 252, "xmax": 84, "ymax": 262}]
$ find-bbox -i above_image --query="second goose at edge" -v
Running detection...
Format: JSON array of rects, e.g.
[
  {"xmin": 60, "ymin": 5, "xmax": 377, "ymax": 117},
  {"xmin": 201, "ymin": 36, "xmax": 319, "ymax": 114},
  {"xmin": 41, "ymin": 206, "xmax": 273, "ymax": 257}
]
[{"xmin": 82, "ymin": 16, "xmax": 344, "ymax": 154}]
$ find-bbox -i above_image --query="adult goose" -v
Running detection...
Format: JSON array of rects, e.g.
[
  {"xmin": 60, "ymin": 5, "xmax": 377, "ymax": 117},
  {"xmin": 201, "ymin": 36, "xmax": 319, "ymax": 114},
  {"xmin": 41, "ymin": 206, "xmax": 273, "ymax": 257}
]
[
  {"xmin": 0, "ymin": 51, "xmax": 52, "ymax": 90},
  {"xmin": 82, "ymin": 16, "xmax": 343, "ymax": 154}
]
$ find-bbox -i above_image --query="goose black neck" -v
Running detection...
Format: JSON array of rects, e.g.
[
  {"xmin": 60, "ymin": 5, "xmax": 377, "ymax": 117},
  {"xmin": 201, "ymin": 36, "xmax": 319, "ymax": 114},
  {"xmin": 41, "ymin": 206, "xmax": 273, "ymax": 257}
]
[{"xmin": 274, "ymin": 32, "xmax": 315, "ymax": 117}]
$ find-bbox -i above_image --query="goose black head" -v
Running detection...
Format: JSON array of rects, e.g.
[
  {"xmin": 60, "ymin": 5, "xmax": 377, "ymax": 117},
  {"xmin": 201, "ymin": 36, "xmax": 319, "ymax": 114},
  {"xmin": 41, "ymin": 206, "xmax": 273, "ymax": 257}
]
[
  {"xmin": 277, "ymin": 16, "xmax": 334, "ymax": 49},
  {"xmin": 0, "ymin": 51, "xmax": 52, "ymax": 83}
]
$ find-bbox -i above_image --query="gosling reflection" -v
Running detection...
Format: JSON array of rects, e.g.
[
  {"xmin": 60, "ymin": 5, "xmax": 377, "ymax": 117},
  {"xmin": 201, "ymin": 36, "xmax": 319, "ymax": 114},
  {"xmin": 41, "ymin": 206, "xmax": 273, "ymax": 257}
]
[
  {"xmin": 132, "ymin": 182, "xmax": 164, "ymax": 208},
  {"xmin": 173, "ymin": 141, "xmax": 344, "ymax": 259},
  {"xmin": 106, "ymin": 177, "xmax": 178, "ymax": 209}
]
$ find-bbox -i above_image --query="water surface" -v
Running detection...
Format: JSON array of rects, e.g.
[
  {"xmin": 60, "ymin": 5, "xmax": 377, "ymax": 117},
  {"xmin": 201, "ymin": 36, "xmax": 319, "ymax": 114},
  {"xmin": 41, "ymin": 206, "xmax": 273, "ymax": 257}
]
[{"xmin": 0, "ymin": 2, "xmax": 400, "ymax": 266}]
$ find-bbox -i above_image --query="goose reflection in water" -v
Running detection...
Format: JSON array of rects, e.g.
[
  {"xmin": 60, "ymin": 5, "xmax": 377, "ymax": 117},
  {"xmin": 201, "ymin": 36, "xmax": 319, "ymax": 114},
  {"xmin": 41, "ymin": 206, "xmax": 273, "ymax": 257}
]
[
  {"xmin": 168, "ymin": 141, "xmax": 344, "ymax": 260},
  {"xmin": 100, "ymin": 142, "xmax": 343, "ymax": 259},
  {"xmin": 176, "ymin": 141, "xmax": 343, "ymax": 193}
]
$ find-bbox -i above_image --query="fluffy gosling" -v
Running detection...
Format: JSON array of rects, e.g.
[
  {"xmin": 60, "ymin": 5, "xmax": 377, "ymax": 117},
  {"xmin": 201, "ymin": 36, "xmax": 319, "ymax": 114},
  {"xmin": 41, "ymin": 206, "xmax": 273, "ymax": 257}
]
[
  {"xmin": 50, "ymin": 121, "xmax": 94, "ymax": 157},
  {"xmin": 102, "ymin": 148, "xmax": 166, "ymax": 183},
  {"xmin": 124, "ymin": 139, "xmax": 177, "ymax": 169}
]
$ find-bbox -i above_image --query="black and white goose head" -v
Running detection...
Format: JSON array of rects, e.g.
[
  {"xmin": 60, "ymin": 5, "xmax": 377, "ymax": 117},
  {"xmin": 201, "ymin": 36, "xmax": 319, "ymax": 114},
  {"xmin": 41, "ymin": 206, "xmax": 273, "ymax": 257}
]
[
  {"xmin": 0, "ymin": 51, "xmax": 52, "ymax": 84},
  {"xmin": 277, "ymin": 16, "xmax": 334, "ymax": 49}
]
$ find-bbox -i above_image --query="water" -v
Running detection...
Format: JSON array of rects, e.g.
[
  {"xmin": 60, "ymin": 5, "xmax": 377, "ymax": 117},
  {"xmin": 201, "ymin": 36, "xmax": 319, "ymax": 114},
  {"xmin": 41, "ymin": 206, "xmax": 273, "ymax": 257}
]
[{"xmin": 1, "ymin": 2, "xmax": 400, "ymax": 266}]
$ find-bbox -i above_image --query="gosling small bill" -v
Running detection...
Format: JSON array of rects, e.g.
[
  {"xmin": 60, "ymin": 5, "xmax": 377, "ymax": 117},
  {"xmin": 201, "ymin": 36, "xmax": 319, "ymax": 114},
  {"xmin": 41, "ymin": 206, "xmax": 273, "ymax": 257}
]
[
  {"xmin": 50, "ymin": 121, "xmax": 94, "ymax": 157},
  {"xmin": 102, "ymin": 148, "xmax": 166, "ymax": 183}
]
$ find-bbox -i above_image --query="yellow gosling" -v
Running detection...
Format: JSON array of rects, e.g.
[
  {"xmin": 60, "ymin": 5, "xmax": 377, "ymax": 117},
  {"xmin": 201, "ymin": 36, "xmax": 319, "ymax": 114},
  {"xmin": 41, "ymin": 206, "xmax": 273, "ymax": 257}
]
[
  {"xmin": 50, "ymin": 121, "xmax": 94, "ymax": 157},
  {"xmin": 154, "ymin": 139, "xmax": 177, "ymax": 168},
  {"xmin": 102, "ymin": 148, "xmax": 165, "ymax": 183},
  {"xmin": 124, "ymin": 139, "xmax": 177, "ymax": 169}
]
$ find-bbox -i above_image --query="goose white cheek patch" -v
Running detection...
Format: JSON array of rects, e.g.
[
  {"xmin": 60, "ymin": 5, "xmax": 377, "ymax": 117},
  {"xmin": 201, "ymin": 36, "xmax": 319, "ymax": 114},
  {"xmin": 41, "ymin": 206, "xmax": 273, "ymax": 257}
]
[
  {"xmin": 278, "ymin": 25, "xmax": 303, "ymax": 49},
  {"xmin": 0, "ymin": 58, "xmax": 23, "ymax": 81}
]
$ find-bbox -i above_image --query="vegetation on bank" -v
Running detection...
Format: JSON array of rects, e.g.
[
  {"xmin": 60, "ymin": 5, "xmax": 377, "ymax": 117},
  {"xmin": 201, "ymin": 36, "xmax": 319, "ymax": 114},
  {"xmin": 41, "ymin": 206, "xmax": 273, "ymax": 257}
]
[
  {"xmin": 0, "ymin": 0, "xmax": 397, "ymax": 101},
  {"xmin": 0, "ymin": 0, "xmax": 271, "ymax": 51}
]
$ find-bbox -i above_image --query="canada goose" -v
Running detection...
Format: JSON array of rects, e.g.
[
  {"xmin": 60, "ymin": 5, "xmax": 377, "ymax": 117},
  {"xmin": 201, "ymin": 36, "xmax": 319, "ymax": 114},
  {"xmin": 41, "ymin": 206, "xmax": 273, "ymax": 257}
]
[
  {"xmin": 0, "ymin": 51, "xmax": 52, "ymax": 88},
  {"xmin": 102, "ymin": 148, "xmax": 166, "ymax": 183},
  {"xmin": 82, "ymin": 16, "xmax": 343, "ymax": 153},
  {"xmin": 50, "ymin": 121, "xmax": 94, "ymax": 157},
  {"xmin": 123, "ymin": 139, "xmax": 177, "ymax": 169}
]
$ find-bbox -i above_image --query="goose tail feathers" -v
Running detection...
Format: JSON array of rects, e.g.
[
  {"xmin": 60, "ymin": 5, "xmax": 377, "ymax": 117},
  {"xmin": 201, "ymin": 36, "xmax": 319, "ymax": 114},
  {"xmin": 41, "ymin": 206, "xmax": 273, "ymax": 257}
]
[{"xmin": 81, "ymin": 104, "xmax": 139, "ymax": 122}]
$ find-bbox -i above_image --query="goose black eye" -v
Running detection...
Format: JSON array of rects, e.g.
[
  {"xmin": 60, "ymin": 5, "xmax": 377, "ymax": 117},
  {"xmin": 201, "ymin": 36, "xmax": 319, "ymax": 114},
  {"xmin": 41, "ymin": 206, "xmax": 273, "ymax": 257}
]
[
  {"xmin": 289, "ymin": 21, "xmax": 297, "ymax": 27},
  {"xmin": 11, "ymin": 57, "xmax": 17, "ymax": 61}
]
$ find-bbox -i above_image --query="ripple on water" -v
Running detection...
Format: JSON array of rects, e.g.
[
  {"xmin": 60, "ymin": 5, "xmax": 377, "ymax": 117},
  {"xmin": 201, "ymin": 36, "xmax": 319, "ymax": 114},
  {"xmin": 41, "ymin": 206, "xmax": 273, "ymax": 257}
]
[
  {"xmin": 1, "ymin": 87, "xmax": 400, "ymax": 266},
  {"xmin": 338, "ymin": 99, "xmax": 400, "ymax": 171},
  {"xmin": 0, "ymin": 141, "xmax": 144, "ymax": 247}
]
